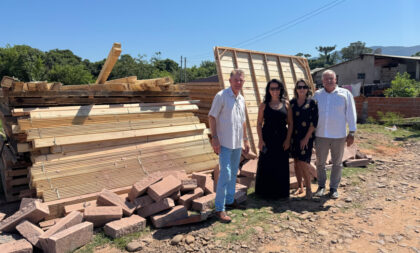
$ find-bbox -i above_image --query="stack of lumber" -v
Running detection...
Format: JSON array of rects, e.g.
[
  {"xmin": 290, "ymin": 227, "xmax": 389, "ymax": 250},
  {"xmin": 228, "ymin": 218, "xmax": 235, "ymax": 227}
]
[
  {"xmin": 214, "ymin": 46, "xmax": 315, "ymax": 153},
  {"xmin": 0, "ymin": 76, "xmax": 188, "ymax": 107},
  {"xmin": 0, "ymin": 101, "xmax": 219, "ymax": 215},
  {"xmin": 184, "ymin": 78, "xmax": 222, "ymax": 126}
]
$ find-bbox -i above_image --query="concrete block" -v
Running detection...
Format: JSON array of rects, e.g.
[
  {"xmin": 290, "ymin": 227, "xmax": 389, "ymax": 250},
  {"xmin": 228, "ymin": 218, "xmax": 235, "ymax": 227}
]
[
  {"xmin": 235, "ymin": 183, "xmax": 247, "ymax": 193},
  {"xmin": 0, "ymin": 239, "xmax": 32, "ymax": 253},
  {"xmin": 38, "ymin": 211, "xmax": 83, "ymax": 250},
  {"xmin": 16, "ymin": 220, "xmax": 44, "ymax": 247},
  {"xmin": 0, "ymin": 200, "xmax": 49, "ymax": 232},
  {"xmin": 178, "ymin": 188, "xmax": 204, "ymax": 209},
  {"xmin": 43, "ymin": 222, "xmax": 93, "ymax": 253},
  {"xmin": 104, "ymin": 215, "xmax": 146, "ymax": 239},
  {"xmin": 150, "ymin": 205, "xmax": 188, "ymax": 228},
  {"xmin": 97, "ymin": 189, "xmax": 135, "ymax": 216},
  {"xmin": 83, "ymin": 206, "xmax": 122, "ymax": 227},
  {"xmin": 240, "ymin": 159, "xmax": 257, "ymax": 178},
  {"xmin": 38, "ymin": 219, "xmax": 60, "ymax": 229},
  {"xmin": 132, "ymin": 195, "xmax": 154, "ymax": 210},
  {"xmin": 147, "ymin": 175, "xmax": 181, "ymax": 202},
  {"xmin": 127, "ymin": 173, "xmax": 163, "ymax": 201},
  {"xmin": 137, "ymin": 198, "xmax": 174, "ymax": 218},
  {"xmin": 191, "ymin": 193, "xmax": 216, "ymax": 212},
  {"xmin": 180, "ymin": 179, "xmax": 197, "ymax": 192}
]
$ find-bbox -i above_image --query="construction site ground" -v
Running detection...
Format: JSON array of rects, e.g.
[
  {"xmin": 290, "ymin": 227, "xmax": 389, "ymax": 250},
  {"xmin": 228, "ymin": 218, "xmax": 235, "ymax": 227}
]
[{"xmin": 1, "ymin": 123, "xmax": 419, "ymax": 253}]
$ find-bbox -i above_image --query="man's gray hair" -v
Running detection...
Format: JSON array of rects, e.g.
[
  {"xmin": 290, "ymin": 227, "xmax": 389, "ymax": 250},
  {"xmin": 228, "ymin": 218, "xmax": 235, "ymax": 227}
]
[
  {"xmin": 322, "ymin": 69, "xmax": 336, "ymax": 78},
  {"xmin": 230, "ymin": 69, "xmax": 245, "ymax": 77}
]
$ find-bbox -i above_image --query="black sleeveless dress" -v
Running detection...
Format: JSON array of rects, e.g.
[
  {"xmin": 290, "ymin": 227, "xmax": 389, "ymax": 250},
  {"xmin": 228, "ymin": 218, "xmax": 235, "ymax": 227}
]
[{"xmin": 255, "ymin": 101, "xmax": 290, "ymax": 199}]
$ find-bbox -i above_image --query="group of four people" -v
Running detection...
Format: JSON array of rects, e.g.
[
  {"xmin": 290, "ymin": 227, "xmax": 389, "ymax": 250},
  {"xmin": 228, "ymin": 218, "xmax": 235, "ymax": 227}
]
[{"xmin": 209, "ymin": 69, "xmax": 357, "ymax": 223}]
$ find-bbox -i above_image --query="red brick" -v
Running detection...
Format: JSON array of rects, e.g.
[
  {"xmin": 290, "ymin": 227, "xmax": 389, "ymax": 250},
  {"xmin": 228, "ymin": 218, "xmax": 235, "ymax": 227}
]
[
  {"xmin": 240, "ymin": 159, "xmax": 257, "ymax": 178},
  {"xmin": 97, "ymin": 189, "xmax": 135, "ymax": 216},
  {"xmin": 178, "ymin": 188, "xmax": 204, "ymax": 209},
  {"xmin": 132, "ymin": 195, "xmax": 154, "ymax": 210},
  {"xmin": 83, "ymin": 206, "xmax": 122, "ymax": 227},
  {"xmin": 43, "ymin": 222, "xmax": 93, "ymax": 253},
  {"xmin": 235, "ymin": 183, "xmax": 247, "ymax": 193},
  {"xmin": 127, "ymin": 173, "xmax": 163, "ymax": 202},
  {"xmin": 236, "ymin": 176, "xmax": 254, "ymax": 188},
  {"xmin": 147, "ymin": 175, "xmax": 182, "ymax": 202},
  {"xmin": 19, "ymin": 198, "xmax": 41, "ymax": 210},
  {"xmin": 39, "ymin": 219, "xmax": 60, "ymax": 229},
  {"xmin": 150, "ymin": 205, "xmax": 188, "ymax": 228},
  {"xmin": 191, "ymin": 173, "xmax": 207, "ymax": 189},
  {"xmin": 204, "ymin": 176, "xmax": 214, "ymax": 194},
  {"xmin": 0, "ymin": 200, "xmax": 49, "ymax": 232},
  {"xmin": 191, "ymin": 193, "xmax": 216, "ymax": 211},
  {"xmin": 137, "ymin": 198, "xmax": 174, "ymax": 218},
  {"xmin": 242, "ymin": 149, "xmax": 257, "ymax": 160},
  {"xmin": 163, "ymin": 211, "xmax": 212, "ymax": 227},
  {"xmin": 38, "ymin": 211, "xmax": 83, "ymax": 250},
  {"xmin": 169, "ymin": 191, "xmax": 181, "ymax": 201},
  {"xmin": 104, "ymin": 215, "xmax": 146, "ymax": 238},
  {"xmin": 180, "ymin": 179, "xmax": 197, "ymax": 192},
  {"xmin": 0, "ymin": 239, "xmax": 32, "ymax": 253},
  {"xmin": 16, "ymin": 220, "xmax": 44, "ymax": 247}
]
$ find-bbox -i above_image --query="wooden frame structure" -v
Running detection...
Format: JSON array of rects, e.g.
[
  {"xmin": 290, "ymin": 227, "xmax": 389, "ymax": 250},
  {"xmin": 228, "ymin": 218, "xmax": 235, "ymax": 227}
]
[{"xmin": 214, "ymin": 46, "xmax": 314, "ymax": 153}]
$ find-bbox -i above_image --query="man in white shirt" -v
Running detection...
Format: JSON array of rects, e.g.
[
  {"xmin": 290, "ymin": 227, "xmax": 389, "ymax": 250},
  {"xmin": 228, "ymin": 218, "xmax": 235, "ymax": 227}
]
[
  {"xmin": 313, "ymin": 69, "xmax": 357, "ymax": 199},
  {"xmin": 208, "ymin": 69, "xmax": 250, "ymax": 223}
]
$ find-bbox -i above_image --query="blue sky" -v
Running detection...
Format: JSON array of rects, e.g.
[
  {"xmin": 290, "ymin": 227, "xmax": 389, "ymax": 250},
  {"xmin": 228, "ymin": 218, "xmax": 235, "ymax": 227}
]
[{"xmin": 1, "ymin": 0, "xmax": 419, "ymax": 66}]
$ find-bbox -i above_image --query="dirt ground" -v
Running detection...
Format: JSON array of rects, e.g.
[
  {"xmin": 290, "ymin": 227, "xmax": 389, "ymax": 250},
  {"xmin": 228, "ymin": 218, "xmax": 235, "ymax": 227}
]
[
  {"xmin": 1, "ymin": 124, "xmax": 419, "ymax": 253},
  {"xmin": 74, "ymin": 125, "xmax": 419, "ymax": 253}
]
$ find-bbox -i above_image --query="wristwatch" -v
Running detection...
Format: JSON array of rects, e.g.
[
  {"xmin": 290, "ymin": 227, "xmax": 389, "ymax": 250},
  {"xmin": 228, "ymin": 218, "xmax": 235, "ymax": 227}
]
[{"xmin": 348, "ymin": 131, "xmax": 355, "ymax": 137}]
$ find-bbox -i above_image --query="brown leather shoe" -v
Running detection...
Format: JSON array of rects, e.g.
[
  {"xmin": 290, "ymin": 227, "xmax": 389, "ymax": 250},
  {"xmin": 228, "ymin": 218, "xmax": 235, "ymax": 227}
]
[{"xmin": 216, "ymin": 211, "xmax": 232, "ymax": 223}]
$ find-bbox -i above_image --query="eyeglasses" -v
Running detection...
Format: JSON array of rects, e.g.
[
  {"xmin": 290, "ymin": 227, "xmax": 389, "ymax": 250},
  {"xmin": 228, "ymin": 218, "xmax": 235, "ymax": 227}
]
[
  {"xmin": 270, "ymin": 87, "xmax": 280, "ymax": 91},
  {"xmin": 297, "ymin": 86, "xmax": 309, "ymax": 90}
]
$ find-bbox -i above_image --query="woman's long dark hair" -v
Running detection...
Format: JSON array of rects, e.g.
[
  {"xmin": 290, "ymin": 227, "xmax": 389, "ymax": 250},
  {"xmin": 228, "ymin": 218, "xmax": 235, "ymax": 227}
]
[{"xmin": 263, "ymin": 79, "xmax": 287, "ymax": 104}]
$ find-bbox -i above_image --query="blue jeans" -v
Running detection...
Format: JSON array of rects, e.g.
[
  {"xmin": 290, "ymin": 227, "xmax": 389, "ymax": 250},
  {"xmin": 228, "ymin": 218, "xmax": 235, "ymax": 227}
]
[{"xmin": 215, "ymin": 146, "xmax": 242, "ymax": 212}]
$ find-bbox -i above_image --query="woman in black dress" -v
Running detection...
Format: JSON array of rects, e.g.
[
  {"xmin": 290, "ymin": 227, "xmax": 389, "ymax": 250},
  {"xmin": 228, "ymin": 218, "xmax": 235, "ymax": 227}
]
[
  {"xmin": 255, "ymin": 79, "xmax": 293, "ymax": 199},
  {"xmin": 290, "ymin": 79, "xmax": 318, "ymax": 199}
]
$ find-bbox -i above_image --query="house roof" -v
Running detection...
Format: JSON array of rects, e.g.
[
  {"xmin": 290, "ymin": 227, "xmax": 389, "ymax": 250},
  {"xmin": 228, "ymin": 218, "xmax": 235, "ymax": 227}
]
[{"xmin": 311, "ymin": 53, "xmax": 420, "ymax": 75}]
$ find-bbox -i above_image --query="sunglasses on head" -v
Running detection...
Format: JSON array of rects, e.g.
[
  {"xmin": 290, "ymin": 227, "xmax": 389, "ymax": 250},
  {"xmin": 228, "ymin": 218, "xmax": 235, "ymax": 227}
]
[
  {"xmin": 270, "ymin": 87, "xmax": 280, "ymax": 91},
  {"xmin": 297, "ymin": 86, "xmax": 309, "ymax": 90}
]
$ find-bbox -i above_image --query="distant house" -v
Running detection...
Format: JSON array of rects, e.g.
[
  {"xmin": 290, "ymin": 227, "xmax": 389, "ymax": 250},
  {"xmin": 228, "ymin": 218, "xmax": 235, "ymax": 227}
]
[{"xmin": 312, "ymin": 54, "xmax": 420, "ymax": 96}]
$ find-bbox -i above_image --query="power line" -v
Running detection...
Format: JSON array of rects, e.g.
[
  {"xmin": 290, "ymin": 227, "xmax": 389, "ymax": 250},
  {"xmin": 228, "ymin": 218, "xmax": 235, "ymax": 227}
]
[{"xmin": 187, "ymin": 0, "xmax": 345, "ymax": 63}]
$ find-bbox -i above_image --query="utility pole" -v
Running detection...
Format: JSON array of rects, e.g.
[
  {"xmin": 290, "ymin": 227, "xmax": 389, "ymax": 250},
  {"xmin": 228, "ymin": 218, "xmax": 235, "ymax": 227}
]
[{"xmin": 180, "ymin": 56, "xmax": 183, "ymax": 83}]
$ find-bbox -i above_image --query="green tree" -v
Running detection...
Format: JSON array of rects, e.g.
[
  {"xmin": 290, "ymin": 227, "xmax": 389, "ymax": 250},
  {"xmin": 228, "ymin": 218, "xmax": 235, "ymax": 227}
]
[
  {"xmin": 0, "ymin": 45, "xmax": 46, "ymax": 81},
  {"xmin": 44, "ymin": 49, "xmax": 83, "ymax": 70},
  {"xmin": 384, "ymin": 72, "xmax": 420, "ymax": 97},
  {"xmin": 341, "ymin": 41, "xmax": 373, "ymax": 61},
  {"xmin": 412, "ymin": 51, "xmax": 420, "ymax": 57},
  {"xmin": 316, "ymin": 45, "xmax": 339, "ymax": 66},
  {"xmin": 47, "ymin": 64, "xmax": 94, "ymax": 85}
]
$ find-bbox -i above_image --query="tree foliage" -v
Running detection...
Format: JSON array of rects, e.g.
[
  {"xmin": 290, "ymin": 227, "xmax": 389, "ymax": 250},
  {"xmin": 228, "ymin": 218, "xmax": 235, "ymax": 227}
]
[
  {"xmin": 47, "ymin": 64, "xmax": 94, "ymax": 85},
  {"xmin": 412, "ymin": 51, "xmax": 420, "ymax": 57},
  {"xmin": 340, "ymin": 41, "xmax": 373, "ymax": 61},
  {"xmin": 384, "ymin": 72, "xmax": 420, "ymax": 97},
  {"xmin": 0, "ymin": 45, "xmax": 217, "ymax": 85}
]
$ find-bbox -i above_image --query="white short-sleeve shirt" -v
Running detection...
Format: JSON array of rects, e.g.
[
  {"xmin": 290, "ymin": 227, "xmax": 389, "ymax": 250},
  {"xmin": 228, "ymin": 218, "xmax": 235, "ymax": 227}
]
[{"xmin": 208, "ymin": 87, "xmax": 246, "ymax": 149}]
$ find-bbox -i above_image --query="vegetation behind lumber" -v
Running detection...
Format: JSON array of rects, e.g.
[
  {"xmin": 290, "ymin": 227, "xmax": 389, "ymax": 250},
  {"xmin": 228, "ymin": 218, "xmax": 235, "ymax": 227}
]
[{"xmin": 0, "ymin": 45, "xmax": 217, "ymax": 85}]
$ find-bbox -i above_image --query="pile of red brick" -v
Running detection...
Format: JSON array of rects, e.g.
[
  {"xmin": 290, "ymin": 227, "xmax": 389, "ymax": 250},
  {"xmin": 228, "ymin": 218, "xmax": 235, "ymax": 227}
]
[{"xmin": 0, "ymin": 169, "xmax": 249, "ymax": 253}]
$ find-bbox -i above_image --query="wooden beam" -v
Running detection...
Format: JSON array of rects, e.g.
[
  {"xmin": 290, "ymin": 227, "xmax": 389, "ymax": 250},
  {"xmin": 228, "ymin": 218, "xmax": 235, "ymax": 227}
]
[{"xmin": 95, "ymin": 43, "xmax": 122, "ymax": 84}]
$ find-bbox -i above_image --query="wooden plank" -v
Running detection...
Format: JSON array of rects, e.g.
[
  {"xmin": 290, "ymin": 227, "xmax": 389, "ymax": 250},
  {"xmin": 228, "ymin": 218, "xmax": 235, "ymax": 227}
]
[
  {"xmin": 96, "ymin": 43, "xmax": 122, "ymax": 84},
  {"xmin": 32, "ymin": 123, "xmax": 206, "ymax": 148}
]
